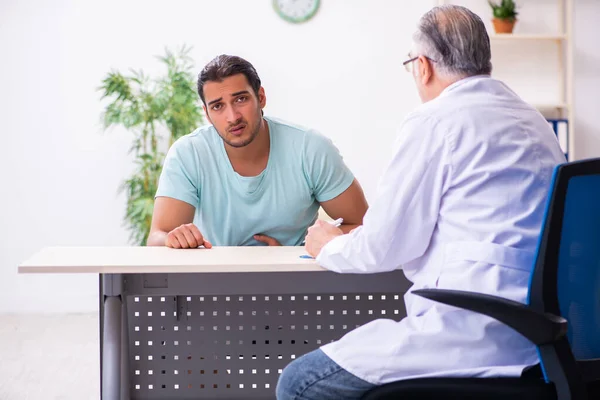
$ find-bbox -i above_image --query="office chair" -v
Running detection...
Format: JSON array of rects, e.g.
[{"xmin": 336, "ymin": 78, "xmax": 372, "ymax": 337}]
[{"xmin": 362, "ymin": 159, "xmax": 600, "ymax": 400}]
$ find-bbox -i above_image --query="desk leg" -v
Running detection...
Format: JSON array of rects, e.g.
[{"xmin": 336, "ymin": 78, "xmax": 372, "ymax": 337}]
[
  {"xmin": 103, "ymin": 295, "xmax": 121, "ymax": 399},
  {"xmin": 99, "ymin": 276, "xmax": 104, "ymax": 400},
  {"xmin": 102, "ymin": 273, "xmax": 126, "ymax": 400},
  {"xmin": 120, "ymin": 294, "xmax": 130, "ymax": 400}
]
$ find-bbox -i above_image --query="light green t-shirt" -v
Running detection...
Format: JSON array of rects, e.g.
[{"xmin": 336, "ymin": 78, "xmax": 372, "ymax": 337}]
[{"xmin": 155, "ymin": 116, "xmax": 355, "ymax": 246}]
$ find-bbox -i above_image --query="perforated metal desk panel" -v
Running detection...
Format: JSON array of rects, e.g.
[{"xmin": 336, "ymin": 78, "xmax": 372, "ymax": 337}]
[{"xmin": 19, "ymin": 246, "xmax": 410, "ymax": 400}]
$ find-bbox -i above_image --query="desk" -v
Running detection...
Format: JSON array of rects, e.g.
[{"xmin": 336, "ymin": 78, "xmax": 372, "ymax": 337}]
[{"xmin": 19, "ymin": 246, "xmax": 410, "ymax": 400}]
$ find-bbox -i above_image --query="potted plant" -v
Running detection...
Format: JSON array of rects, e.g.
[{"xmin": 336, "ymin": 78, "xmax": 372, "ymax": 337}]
[
  {"xmin": 98, "ymin": 46, "xmax": 204, "ymax": 245},
  {"xmin": 489, "ymin": 0, "xmax": 518, "ymax": 34}
]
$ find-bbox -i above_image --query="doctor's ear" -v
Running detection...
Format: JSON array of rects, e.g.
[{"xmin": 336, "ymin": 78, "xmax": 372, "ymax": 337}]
[{"xmin": 417, "ymin": 55, "xmax": 433, "ymax": 85}]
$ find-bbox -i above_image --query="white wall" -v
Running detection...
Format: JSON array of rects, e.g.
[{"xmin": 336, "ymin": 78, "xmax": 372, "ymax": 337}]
[
  {"xmin": 573, "ymin": 0, "xmax": 600, "ymax": 160},
  {"xmin": 1, "ymin": 0, "xmax": 598, "ymax": 313}
]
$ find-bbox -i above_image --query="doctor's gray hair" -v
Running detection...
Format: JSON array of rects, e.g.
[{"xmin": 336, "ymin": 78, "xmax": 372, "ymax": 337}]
[{"xmin": 414, "ymin": 5, "xmax": 492, "ymax": 78}]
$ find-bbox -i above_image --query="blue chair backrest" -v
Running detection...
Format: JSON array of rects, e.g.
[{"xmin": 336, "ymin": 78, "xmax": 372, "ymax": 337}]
[
  {"xmin": 556, "ymin": 172, "xmax": 600, "ymax": 360},
  {"xmin": 527, "ymin": 159, "xmax": 600, "ymax": 394}
]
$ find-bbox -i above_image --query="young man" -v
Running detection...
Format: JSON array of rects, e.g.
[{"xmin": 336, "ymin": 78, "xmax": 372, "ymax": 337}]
[
  {"xmin": 280, "ymin": 5, "xmax": 567, "ymax": 399},
  {"xmin": 147, "ymin": 55, "xmax": 368, "ymax": 248}
]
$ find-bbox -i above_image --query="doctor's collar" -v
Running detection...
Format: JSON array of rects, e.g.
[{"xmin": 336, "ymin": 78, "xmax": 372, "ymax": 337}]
[{"xmin": 439, "ymin": 74, "xmax": 492, "ymax": 98}]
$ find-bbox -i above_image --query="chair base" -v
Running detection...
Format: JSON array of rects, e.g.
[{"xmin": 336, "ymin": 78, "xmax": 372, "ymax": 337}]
[
  {"xmin": 588, "ymin": 380, "xmax": 600, "ymax": 398},
  {"xmin": 361, "ymin": 378, "xmax": 557, "ymax": 400}
]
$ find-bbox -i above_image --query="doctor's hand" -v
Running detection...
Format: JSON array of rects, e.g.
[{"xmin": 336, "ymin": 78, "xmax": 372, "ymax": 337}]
[
  {"xmin": 304, "ymin": 220, "xmax": 343, "ymax": 258},
  {"xmin": 166, "ymin": 223, "xmax": 213, "ymax": 249},
  {"xmin": 254, "ymin": 234, "xmax": 282, "ymax": 246}
]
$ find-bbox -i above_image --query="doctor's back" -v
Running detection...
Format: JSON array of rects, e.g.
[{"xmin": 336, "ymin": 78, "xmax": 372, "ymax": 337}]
[
  {"xmin": 309, "ymin": 7, "xmax": 567, "ymax": 384},
  {"xmin": 313, "ymin": 76, "xmax": 568, "ymax": 383},
  {"xmin": 402, "ymin": 73, "xmax": 567, "ymax": 312}
]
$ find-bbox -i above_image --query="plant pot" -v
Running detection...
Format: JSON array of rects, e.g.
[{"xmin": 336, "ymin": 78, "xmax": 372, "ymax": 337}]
[{"xmin": 492, "ymin": 18, "xmax": 517, "ymax": 34}]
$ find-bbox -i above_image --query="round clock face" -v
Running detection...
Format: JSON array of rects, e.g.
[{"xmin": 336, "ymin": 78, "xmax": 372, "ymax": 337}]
[{"xmin": 273, "ymin": 0, "xmax": 320, "ymax": 24}]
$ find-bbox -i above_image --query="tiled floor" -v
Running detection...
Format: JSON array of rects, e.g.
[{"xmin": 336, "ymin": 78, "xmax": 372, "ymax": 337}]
[{"xmin": 0, "ymin": 313, "xmax": 99, "ymax": 400}]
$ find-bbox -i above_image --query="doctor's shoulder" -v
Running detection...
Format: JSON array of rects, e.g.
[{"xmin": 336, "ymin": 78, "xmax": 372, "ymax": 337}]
[
  {"xmin": 396, "ymin": 108, "xmax": 444, "ymax": 137},
  {"xmin": 390, "ymin": 111, "xmax": 453, "ymax": 156}
]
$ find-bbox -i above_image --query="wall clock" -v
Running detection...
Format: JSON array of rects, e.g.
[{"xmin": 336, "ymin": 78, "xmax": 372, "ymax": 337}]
[{"xmin": 273, "ymin": 0, "xmax": 320, "ymax": 24}]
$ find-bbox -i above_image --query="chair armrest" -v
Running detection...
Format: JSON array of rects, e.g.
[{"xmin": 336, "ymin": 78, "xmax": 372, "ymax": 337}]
[{"xmin": 412, "ymin": 288, "xmax": 568, "ymax": 345}]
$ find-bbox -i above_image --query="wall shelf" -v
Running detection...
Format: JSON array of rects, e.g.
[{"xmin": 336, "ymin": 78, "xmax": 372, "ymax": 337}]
[
  {"xmin": 436, "ymin": 0, "xmax": 574, "ymax": 160},
  {"xmin": 490, "ymin": 33, "xmax": 567, "ymax": 41},
  {"xmin": 533, "ymin": 103, "xmax": 569, "ymax": 110}
]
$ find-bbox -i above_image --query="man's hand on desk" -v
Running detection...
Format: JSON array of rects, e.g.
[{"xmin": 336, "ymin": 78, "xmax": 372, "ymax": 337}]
[
  {"xmin": 253, "ymin": 234, "xmax": 282, "ymax": 246},
  {"xmin": 165, "ymin": 223, "xmax": 213, "ymax": 249},
  {"xmin": 304, "ymin": 219, "xmax": 343, "ymax": 258}
]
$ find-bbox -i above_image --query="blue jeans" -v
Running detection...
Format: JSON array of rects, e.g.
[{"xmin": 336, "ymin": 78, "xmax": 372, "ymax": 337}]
[{"xmin": 276, "ymin": 349, "xmax": 376, "ymax": 400}]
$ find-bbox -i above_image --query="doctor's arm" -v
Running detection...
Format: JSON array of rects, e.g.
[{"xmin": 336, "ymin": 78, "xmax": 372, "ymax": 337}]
[{"xmin": 313, "ymin": 115, "xmax": 451, "ymax": 274}]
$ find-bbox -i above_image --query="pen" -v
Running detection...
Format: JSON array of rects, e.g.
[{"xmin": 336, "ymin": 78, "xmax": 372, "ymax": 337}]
[
  {"xmin": 300, "ymin": 218, "xmax": 344, "ymax": 247},
  {"xmin": 330, "ymin": 217, "xmax": 344, "ymax": 227}
]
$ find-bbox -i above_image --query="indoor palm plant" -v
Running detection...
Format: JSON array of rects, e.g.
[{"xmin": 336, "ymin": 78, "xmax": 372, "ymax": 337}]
[
  {"xmin": 98, "ymin": 46, "xmax": 204, "ymax": 245},
  {"xmin": 489, "ymin": 0, "xmax": 518, "ymax": 34}
]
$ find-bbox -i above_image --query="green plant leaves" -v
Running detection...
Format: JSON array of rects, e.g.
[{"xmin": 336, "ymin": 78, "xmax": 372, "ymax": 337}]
[
  {"xmin": 488, "ymin": 0, "xmax": 518, "ymax": 20},
  {"xmin": 99, "ymin": 45, "xmax": 204, "ymax": 245}
]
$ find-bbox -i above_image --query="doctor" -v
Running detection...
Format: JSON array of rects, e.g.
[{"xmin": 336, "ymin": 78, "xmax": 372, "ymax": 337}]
[{"xmin": 276, "ymin": 4, "xmax": 566, "ymax": 400}]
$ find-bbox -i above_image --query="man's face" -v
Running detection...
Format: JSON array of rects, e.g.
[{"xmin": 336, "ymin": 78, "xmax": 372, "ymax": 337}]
[{"xmin": 203, "ymin": 74, "xmax": 266, "ymax": 148}]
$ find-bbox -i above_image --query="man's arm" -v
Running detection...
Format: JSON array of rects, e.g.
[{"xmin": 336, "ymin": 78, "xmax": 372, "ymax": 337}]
[
  {"xmin": 147, "ymin": 197, "xmax": 211, "ymax": 249},
  {"xmin": 301, "ymin": 130, "xmax": 368, "ymax": 233},
  {"xmin": 319, "ymin": 179, "xmax": 368, "ymax": 233}
]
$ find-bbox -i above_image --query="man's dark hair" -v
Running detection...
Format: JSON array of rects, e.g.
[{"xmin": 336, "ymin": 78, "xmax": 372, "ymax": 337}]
[{"xmin": 197, "ymin": 55, "xmax": 262, "ymax": 104}]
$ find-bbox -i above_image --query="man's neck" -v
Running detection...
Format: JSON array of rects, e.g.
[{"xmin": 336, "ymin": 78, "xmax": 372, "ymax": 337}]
[{"xmin": 225, "ymin": 118, "xmax": 270, "ymax": 176}]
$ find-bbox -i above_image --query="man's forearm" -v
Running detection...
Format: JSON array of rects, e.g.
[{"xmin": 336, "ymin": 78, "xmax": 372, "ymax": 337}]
[
  {"xmin": 146, "ymin": 231, "xmax": 167, "ymax": 246},
  {"xmin": 339, "ymin": 224, "xmax": 360, "ymax": 234}
]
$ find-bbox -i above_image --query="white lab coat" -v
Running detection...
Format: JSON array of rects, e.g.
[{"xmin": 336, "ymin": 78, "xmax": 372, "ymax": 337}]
[{"xmin": 317, "ymin": 75, "xmax": 566, "ymax": 385}]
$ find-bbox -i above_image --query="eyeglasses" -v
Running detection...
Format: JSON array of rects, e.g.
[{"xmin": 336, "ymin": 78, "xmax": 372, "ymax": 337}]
[{"xmin": 402, "ymin": 55, "xmax": 437, "ymax": 73}]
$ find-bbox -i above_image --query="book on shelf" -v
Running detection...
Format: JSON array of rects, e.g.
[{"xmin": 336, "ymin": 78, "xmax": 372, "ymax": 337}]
[{"xmin": 547, "ymin": 118, "xmax": 569, "ymax": 160}]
